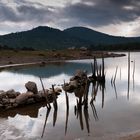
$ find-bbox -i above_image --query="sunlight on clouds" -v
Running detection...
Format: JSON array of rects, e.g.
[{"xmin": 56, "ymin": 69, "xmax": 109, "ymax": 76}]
[
  {"xmin": 118, "ymin": 20, "xmax": 140, "ymax": 37},
  {"xmin": 123, "ymin": 6, "xmax": 135, "ymax": 10},
  {"xmin": 82, "ymin": 1, "xmax": 95, "ymax": 6},
  {"xmin": 28, "ymin": 0, "xmax": 82, "ymax": 7},
  {"xmin": 71, "ymin": 0, "xmax": 82, "ymax": 4},
  {"xmin": 88, "ymin": 18, "xmax": 140, "ymax": 37},
  {"xmin": 28, "ymin": 0, "xmax": 67, "ymax": 7}
]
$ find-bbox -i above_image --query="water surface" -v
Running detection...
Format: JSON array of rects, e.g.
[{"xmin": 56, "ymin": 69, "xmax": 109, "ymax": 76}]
[{"xmin": 0, "ymin": 52, "xmax": 140, "ymax": 140}]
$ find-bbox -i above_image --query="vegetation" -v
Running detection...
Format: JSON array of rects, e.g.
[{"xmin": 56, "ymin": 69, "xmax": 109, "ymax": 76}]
[
  {"xmin": 0, "ymin": 26, "xmax": 140, "ymax": 51},
  {"xmin": 89, "ymin": 42, "xmax": 140, "ymax": 51}
]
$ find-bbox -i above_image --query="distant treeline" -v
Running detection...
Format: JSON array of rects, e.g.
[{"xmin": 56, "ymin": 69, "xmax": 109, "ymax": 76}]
[
  {"xmin": 1, "ymin": 42, "xmax": 140, "ymax": 51},
  {"xmin": 89, "ymin": 42, "xmax": 140, "ymax": 51},
  {"xmin": 0, "ymin": 44, "xmax": 35, "ymax": 51}
]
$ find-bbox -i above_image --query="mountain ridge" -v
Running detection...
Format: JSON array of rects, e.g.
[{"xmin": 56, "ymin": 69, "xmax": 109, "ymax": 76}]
[{"xmin": 0, "ymin": 26, "xmax": 140, "ymax": 50}]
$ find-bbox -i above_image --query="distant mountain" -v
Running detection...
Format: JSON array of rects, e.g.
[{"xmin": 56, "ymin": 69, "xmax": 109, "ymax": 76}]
[
  {"xmin": 64, "ymin": 27, "xmax": 140, "ymax": 45},
  {"xmin": 0, "ymin": 26, "xmax": 87, "ymax": 50},
  {"xmin": 0, "ymin": 26, "xmax": 140, "ymax": 50}
]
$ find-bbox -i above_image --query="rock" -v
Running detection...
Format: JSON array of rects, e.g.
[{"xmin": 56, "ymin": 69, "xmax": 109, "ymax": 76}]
[
  {"xmin": 70, "ymin": 70, "xmax": 87, "ymax": 81},
  {"xmin": 5, "ymin": 105, "xmax": 13, "ymax": 110},
  {"xmin": 74, "ymin": 86, "xmax": 85, "ymax": 98},
  {"xmin": 9, "ymin": 99, "xmax": 16, "ymax": 104},
  {"xmin": 34, "ymin": 94, "xmax": 45, "ymax": 102},
  {"xmin": 62, "ymin": 81, "xmax": 78, "ymax": 93},
  {"xmin": 48, "ymin": 87, "xmax": 62, "ymax": 95},
  {"xmin": 26, "ymin": 98, "xmax": 35, "ymax": 104},
  {"xmin": 54, "ymin": 87, "xmax": 62, "ymax": 93},
  {"xmin": 2, "ymin": 98, "xmax": 10, "ymax": 104},
  {"xmin": 69, "ymin": 81, "xmax": 78, "ymax": 88},
  {"xmin": 0, "ymin": 104, "xmax": 3, "ymax": 108},
  {"xmin": 6, "ymin": 89, "xmax": 20, "ymax": 98},
  {"xmin": 0, "ymin": 90, "xmax": 5, "ymax": 94},
  {"xmin": 13, "ymin": 103, "xmax": 18, "ymax": 107},
  {"xmin": 25, "ymin": 81, "xmax": 38, "ymax": 94},
  {"xmin": 38, "ymin": 89, "xmax": 49, "ymax": 97},
  {"xmin": 15, "ymin": 92, "xmax": 34, "ymax": 105},
  {"xmin": 0, "ymin": 93, "xmax": 7, "ymax": 99},
  {"xmin": 0, "ymin": 100, "xmax": 3, "ymax": 104}
]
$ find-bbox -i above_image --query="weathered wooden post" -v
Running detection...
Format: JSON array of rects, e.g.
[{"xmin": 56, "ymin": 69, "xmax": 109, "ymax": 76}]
[{"xmin": 39, "ymin": 77, "xmax": 51, "ymax": 109}]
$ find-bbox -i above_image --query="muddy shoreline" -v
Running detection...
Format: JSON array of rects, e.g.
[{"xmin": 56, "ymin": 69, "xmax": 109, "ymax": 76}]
[{"xmin": 0, "ymin": 50, "xmax": 125, "ymax": 69}]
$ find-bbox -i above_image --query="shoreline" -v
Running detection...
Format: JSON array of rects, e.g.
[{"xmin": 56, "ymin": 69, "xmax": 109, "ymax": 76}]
[{"xmin": 0, "ymin": 50, "xmax": 125, "ymax": 70}]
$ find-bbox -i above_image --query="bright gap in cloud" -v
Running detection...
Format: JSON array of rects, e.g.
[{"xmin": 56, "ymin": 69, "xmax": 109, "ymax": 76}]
[{"xmin": 87, "ymin": 18, "xmax": 140, "ymax": 37}]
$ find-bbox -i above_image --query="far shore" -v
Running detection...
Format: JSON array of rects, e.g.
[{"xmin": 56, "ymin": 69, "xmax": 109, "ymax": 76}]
[{"xmin": 0, "ymin": 49, "xmax": 125, "ymax": 69}]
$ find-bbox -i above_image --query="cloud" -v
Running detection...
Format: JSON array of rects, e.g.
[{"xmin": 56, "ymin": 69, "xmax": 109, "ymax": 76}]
[
  {"xmin": 59, "ymin": 0, "xmax": 140, "ymax": 27},
  {"xmin": 0, "ymin": 0, "xmax": 139, "ymax": 36},
  {"xmin": 0, "ymin": 0, "xmax": 55, "ymax": 23}
]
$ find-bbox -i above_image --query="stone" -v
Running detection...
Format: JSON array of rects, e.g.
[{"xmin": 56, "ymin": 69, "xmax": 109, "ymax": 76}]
[
  {"xmin": 25, "ymin": 81, "xmax": 38, "ymax": 94},
  {"xmin": 13, "ymin": 103, "xmax": 18, "ymax": 107},
  {"xmin": 2, "ymin": 98, "xmax": 10, "ymax": 104},
  {"xmin": 6, "ymin": 89, "xmax": 20, "ymax": 98},
  {"xmin": 26, "ymin": 98, "xmax": 35, "ymax": 104},
  {"xmin": 0, "ymin": 93, "xmax": 7, "ymax": 99},
  {"xmin": 62, "ymin": 81, "xmax": 78, "ymax": 93},
  {"xmin": 69, "ymin": 81, "xmax": 78, "ymax": 88},
  {"xmin": 70, "ymin": 70, "xmax": 87, "ymax": 81},
  {"xmin": 0, "ymin": 90, "xmax": 5, "ymax": 94},
  {"xmin": 54, "ymin": 87, "xmax": 62, "ymax": 93},
  {"xmin": 5, "ymin": 105, "xmax": 13, "ymax": 110},
  {"xmin": 15, "ymin": 92, "xmax": 34, "ymax": 105},
  {"xmin": 38, "ymin": 89, "xmax": 49, "ymax": 98},
  {"xmin": 34, "ymin": 94, "xmax": 44, "ymax": 102},
  {"xmin": 9, "ymin": 99, "xmax": 16, "ymax": 104},
  {"xmin": 48, "ymin": 87, "xmax": 62, "ymax": 95},
  {"xmin": 0, "ymin": 104, "xmax": 3, "ymax": 108}
]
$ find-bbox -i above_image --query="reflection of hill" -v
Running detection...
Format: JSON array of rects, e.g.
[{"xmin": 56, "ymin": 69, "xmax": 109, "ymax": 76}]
[{"xmin": 9, "ymin": 62, "xmax": 91, "ymax": 78}]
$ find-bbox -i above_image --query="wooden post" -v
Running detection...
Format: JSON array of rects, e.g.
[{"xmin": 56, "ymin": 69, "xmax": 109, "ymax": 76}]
[
  {"xmin": 102, "ymin": 57, "xmax": 105, "ymax": 77},
  {"xmin": 113, "ymin": 66, "xmax": 118, "ymax": 83},
  {"xmin": 39, "ymin": 77, "xmax": 51, "ymax": 109},
  {"xmin": 52, "ymin": 84, "xmax": 58, "ymax": 111},
  {"xmin": 41, "ymin": 107, "xmax": 51, "ymax": 138},
  {"xmin": 64, "ymin": 80, "xmax": 69, "ymax": 135},
  {"xmin": 127, "ymin": 52, "xmax": 130, "ymax": 100}
]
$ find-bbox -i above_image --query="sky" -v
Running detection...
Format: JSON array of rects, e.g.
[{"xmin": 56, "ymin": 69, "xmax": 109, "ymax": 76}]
[{"xmin": 0, "ymin": 0, "xmax": 140, "ymax": 37}]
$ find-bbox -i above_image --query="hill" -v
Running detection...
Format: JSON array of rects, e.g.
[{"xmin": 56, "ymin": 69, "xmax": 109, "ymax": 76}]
[
  {"xmin": 0, "ymin": 26, "xmax": 140, "ymax": 50},
  {"xmin": 0, "ymin": 26, "xmax": 87, "ymax": 50},
  {"xmin": 64, "ymin": 27, "xmax": 140, "ymax": 45}
]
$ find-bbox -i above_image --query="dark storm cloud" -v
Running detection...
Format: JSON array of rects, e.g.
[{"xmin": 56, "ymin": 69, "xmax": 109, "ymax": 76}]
[
  {"xmin": 0, "ymin": 4, "xmax": 19, "ymax": 22},
  {"xmin": 60, "ymin": 0, "xmax": 140, "ymax": 27},
  {"xmin": 0, "ymin": 0, "xmax": 140, "ymax": 27},
  {"xmin": 0, "ymin": 0, "xmax": 54, "ymax": 23},
  {"xmin": 17, "ymin": 5, "xmax": 53, "ymax": 22},
  {"xmin": 0, "ymin": 0, "xmax": 140, "ymax": 36}
]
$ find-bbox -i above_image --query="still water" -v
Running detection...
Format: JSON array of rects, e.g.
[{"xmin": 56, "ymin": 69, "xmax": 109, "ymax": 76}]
[{"xmin": 0, "ymin": 52, "xmax": 140, "ymax": 140}]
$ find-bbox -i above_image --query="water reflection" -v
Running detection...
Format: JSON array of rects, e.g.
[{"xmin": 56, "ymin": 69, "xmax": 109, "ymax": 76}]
[
  {"xmin": 0, "ymin": 102, "xmax": 46, "ymax": 118},
  {"xmin": 1, "ymin": 52, "xmax": 140, "ymax": 140}
]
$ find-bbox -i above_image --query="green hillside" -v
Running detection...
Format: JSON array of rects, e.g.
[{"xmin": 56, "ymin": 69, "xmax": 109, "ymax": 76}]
[{"xmin": 0, "ymin": 26, "xmax": 140, "ymax": 50}]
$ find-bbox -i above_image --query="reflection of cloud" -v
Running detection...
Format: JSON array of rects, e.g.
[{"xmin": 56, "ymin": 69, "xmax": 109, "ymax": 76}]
[
  {"xmin": 7, "ymin": 107, "xmax": 49, "ymax": 139},
  {"xmin": 0, "ymin": 71, "xmax": 39, "ymax": 92}
]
